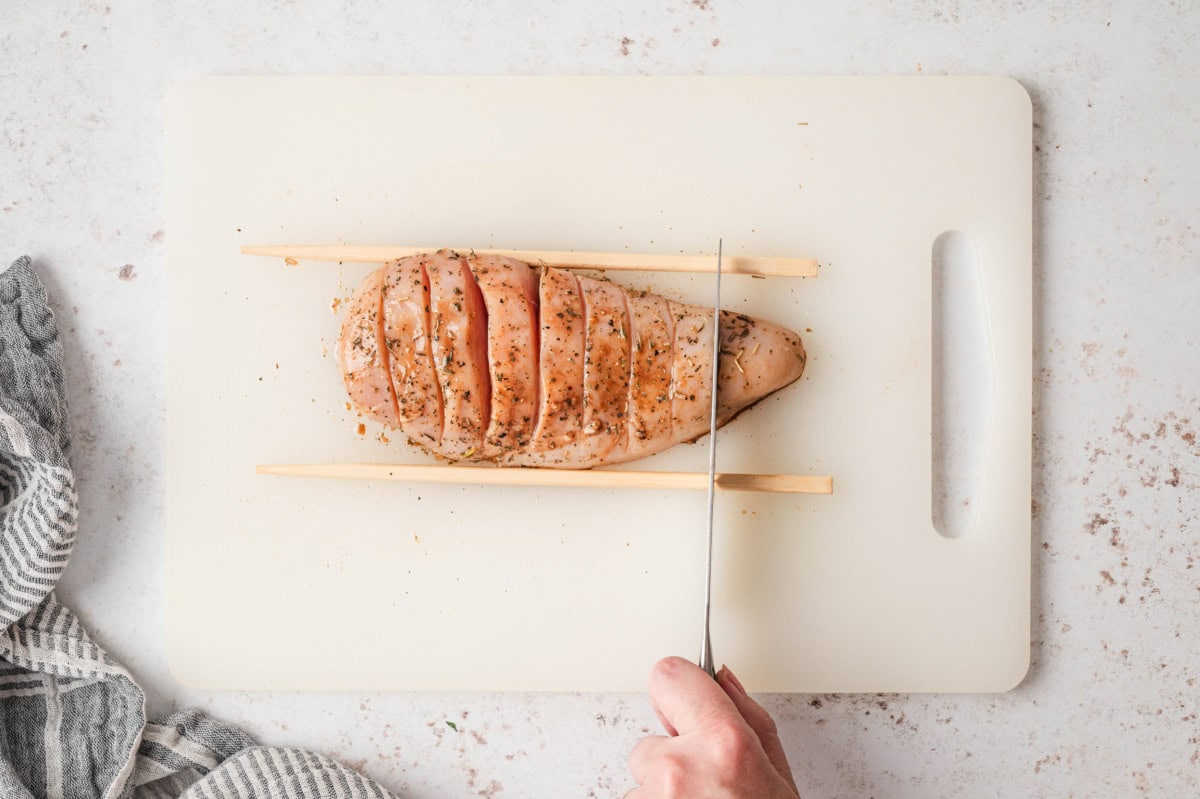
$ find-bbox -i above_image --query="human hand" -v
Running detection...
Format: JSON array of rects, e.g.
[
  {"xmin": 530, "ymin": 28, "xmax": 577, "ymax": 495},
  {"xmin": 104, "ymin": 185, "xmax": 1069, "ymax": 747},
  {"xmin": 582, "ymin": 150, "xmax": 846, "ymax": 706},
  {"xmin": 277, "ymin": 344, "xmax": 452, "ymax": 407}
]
[{"xmin": 627, "ymin": 656, "xmax": 800, "ymax": 798}]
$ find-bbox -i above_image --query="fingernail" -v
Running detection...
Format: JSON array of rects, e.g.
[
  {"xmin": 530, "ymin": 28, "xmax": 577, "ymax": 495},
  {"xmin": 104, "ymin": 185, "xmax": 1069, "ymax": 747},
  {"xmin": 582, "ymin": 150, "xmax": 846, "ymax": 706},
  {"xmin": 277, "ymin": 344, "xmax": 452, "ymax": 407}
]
[{"xmin": 723, "ymin": 665, "xmax": 747, "ymax": 695}]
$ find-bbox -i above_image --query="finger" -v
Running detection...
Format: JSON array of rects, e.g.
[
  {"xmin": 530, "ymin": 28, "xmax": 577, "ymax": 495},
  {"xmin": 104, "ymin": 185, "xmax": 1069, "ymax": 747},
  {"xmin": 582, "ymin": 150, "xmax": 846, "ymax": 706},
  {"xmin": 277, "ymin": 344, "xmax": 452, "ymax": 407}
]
[
  {"xmin": 648, "ymin": 656, "xmax": 741, "ymax": 736},
  {"xmin": 717, "ymin": 665, "xmax": 799, "ymax": 794},
  {"xmin": 627, "ymin": 734, "xmax": 671, "ymax": 784},
  {"xmin": 648, "ymin": 693, "xmax": 678, "ymax": 737}
]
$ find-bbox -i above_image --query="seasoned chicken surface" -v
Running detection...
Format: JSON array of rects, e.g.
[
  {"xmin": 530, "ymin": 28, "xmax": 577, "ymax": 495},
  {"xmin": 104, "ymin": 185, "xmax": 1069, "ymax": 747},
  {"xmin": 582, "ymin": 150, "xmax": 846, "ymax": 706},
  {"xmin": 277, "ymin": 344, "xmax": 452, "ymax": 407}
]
[
  {"xmin": 337, "ymin": 268, "xmax": 396, "ymax": 427},
  {"xmin": 338, "ymin": 250, "xmax": 806, "ymax": 468},
  {"xmin": 467, "ymin": 254, "xmax": 540, "ymax": 457},
  {"xmin": 526, "ymin": 266, "xmax": 585, "ymax": 458},
  {"xmin": 381, "ymin": 257, "xmax": 441, "ymax": 447},
  {"xmin": 425, "ymin": 250, "xmax": 489, "ymax": 459}
]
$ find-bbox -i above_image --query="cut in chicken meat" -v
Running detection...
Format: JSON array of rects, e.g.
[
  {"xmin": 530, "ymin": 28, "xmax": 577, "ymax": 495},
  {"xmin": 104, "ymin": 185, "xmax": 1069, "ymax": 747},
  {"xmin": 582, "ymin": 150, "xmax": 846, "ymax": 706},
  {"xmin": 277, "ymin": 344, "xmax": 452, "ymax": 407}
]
[
  {"xmin": 623, "ymin": 290, "xmax": 675, "ymax": 463},
  {"xmin": 668, "ymin": 302, "xmax": 715, "ymax": 446},
  {"xmin": 338, "ymin": 251, "xmax": 806, "ymax": 469},
  {"xmin": 467, "ymin": 254, "xmax": 540, "ymax": 458},
  {"xmin": 523, "ymin": 266, "xmax": 585, "ymax": 462},
  {"xmin": 576, "ymin": 275, "xmax": 632, "ymax": 463},
  {"xmin": 381, "ymin": 257, "xmax": 442, "ymax": 447},
  {"xmin": 425, "ymin": 250, "xmax": 490, "ymax": 459}
]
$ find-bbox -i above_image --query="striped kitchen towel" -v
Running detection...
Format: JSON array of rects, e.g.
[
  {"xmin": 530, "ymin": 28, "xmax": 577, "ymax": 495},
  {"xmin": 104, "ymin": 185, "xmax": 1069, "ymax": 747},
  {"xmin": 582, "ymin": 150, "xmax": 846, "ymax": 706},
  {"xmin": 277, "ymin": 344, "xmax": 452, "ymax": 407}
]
[{"xmin": 1, "ymin": 257, "xmax": 399, "ymax": 799}]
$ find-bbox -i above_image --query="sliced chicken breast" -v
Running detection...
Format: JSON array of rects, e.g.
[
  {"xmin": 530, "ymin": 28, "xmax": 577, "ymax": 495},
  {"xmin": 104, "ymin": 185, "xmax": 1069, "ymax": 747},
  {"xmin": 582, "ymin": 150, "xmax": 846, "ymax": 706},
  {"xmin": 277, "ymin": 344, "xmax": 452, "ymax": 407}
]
[{"xmin": 338, "ymin": 254, "xmax": 807, "ymax": 469}]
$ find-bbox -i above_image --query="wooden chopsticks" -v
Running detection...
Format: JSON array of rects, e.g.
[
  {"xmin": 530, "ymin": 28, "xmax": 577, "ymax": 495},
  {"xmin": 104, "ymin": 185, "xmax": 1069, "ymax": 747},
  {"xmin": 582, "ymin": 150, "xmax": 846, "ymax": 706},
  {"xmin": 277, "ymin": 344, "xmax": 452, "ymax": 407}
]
[
  {"xmin": 240, "ymin": 245, "xmax": 819, "ymax": 278},
  {"xmin": 256, "ymin": 463, "xmax": 832, "ymax": 494}
]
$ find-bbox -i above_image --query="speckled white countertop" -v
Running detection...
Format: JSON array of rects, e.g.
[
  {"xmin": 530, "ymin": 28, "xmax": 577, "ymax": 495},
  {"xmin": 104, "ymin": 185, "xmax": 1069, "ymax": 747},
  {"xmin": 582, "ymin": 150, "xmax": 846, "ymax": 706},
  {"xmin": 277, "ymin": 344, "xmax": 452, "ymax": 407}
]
[{"xmin": 2, "ymin": 1, "xmax": 1198, "ymax": 796}]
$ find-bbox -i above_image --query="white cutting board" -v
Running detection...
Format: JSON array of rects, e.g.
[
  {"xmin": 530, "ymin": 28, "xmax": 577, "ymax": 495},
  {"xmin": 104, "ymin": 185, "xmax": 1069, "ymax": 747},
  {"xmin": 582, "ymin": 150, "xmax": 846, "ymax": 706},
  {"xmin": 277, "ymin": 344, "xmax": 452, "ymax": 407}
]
[{"xmin": 166, "ymin": 76, "xmax": 1030, "ymax": 692}]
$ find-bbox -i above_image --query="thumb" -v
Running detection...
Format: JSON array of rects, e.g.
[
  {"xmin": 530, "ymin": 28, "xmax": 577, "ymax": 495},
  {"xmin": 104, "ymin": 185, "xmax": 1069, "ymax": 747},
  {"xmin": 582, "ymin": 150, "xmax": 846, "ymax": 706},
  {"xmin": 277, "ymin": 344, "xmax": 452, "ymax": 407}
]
[
  {"xmin": 718, "ymin": 665, "xmax": 798, "ymax": 794},
  {"xmin": 648, "ymin": 656, "xmax": 741, "ymax": 736}
]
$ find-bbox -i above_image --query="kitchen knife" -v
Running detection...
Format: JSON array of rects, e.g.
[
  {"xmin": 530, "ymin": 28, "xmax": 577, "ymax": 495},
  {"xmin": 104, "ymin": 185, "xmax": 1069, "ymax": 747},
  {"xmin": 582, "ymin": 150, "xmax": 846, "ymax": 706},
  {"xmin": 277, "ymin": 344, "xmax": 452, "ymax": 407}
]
[{"xmin": 698, "ymin": 240, "xmax": 722, "ymax": 679}]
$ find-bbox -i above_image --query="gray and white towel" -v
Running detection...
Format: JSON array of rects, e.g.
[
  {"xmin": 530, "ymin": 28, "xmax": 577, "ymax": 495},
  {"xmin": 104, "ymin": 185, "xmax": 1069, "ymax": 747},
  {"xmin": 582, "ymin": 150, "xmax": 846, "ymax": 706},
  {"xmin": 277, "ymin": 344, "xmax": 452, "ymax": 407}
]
[{"xmin": 0, "ymin": 256, "xmax": 398, "ymax": 799}]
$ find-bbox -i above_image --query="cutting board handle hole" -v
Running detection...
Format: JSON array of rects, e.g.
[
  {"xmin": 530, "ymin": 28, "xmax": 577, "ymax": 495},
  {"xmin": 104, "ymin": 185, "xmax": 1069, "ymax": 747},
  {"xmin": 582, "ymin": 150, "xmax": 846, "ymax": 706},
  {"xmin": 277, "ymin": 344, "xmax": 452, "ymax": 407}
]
[{"xmin": 931, "ymin": 231, "xmax": 994, "ymax": 539}]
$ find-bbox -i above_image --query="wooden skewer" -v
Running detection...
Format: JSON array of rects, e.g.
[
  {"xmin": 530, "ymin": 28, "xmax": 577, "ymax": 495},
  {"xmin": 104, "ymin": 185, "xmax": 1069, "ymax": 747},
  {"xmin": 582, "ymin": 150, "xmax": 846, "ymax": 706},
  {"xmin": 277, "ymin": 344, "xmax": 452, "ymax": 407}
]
[
  {"xmin": 241, "ymin": 245, "xmax": 819, "ymax": 278},
  {"xmin": 256, "ymin": 463, "xmax": 833, "ymax": 495}
]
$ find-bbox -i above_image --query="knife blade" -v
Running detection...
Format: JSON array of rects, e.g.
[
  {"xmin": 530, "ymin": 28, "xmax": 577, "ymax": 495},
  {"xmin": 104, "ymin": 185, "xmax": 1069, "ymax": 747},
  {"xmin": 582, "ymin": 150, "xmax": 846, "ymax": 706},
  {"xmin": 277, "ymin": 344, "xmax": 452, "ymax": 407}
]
[{"xmin": 698, "ymin": 239, "xmax": 722, "ymax": 679}]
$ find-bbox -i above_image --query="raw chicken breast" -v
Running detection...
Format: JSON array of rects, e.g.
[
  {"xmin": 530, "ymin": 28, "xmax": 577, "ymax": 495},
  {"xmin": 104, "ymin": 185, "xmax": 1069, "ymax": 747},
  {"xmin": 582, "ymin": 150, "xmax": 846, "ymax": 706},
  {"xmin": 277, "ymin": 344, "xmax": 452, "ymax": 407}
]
[{"xmin": 338, "ymin": 251, "xmax": 806, "ymax": 468}]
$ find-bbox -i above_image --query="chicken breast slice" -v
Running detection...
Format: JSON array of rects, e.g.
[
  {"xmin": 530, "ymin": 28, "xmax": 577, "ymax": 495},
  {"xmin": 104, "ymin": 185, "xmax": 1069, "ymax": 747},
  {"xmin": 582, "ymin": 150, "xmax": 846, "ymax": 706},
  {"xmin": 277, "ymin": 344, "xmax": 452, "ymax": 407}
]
[
  {"xmin": 426, "ymin": 249, "xmax": 490, "ymax": 460},
  {"xmin": 575, "ymin": 275, "xmax": 632, "ymax": 464},
  {"xmin": 381, "ymin": 257, "xmax": 442, "ymax": 448},
  {"xmin": 669, "ymin": 301, "xmax": 716, "ymax": 445},
  {"xmin": 600, "ymin": 288, "xmax": 675, "ymax": 464},
  {"xmin": 520, "ymin": 266, "xmax": 586, "ymax": 463},
  {"xmin": 468, "ymin": 254, "xmax": 540, "ymax": 457},
  {"xmin": 337, "ymin": 268, "xmax": 397, "ymax": 426}
]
